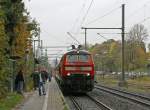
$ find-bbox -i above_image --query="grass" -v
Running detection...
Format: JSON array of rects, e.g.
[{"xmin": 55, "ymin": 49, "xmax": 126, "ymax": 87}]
[
  {"xmin": 60, "ymin": 92, "xmax": 69, "ymax": 110},
  {"xmin": 126, "ymin": 76, "xmax": 150, "ymax": 93},
  {"xmin": 95, "ymin": 74, "xmax": 150, "ymax": 94},
  {"xmin": 63, "ymin": 105, "xmax": 68, "ymax": 110},
  {"xmin": 95, "ymin": 74, "xmax": 119, "ymax": 86},
  {"xmin": 0, "ymin": 93, "xmax": 23, "ymax": 110}
]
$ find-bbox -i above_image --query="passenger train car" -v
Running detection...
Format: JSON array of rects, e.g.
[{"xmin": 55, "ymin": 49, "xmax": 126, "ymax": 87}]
[{"xmin": 56, "ymin": 45, "xmax": 95, "ymax": 93}]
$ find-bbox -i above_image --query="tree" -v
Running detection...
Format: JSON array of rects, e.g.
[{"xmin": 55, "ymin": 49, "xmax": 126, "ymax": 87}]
[
  {"xmin": 127, "ymin": 24, "xmax": 148, "ymax": 43},
  {"xmin": 125, "ymin": 24, "xmax": 148, "ymax": 71},
  {"xmin": 0, "ymin": 9, "xmax": 9, "ymax": 97},
  {"xmin": 0, "ymin": 0, "xmax": 40, "ymax": 96},
  {"xmin": 148, "ymin": 43, "xmax": 150, "ymax": 52},
  {"xmin": 90, "ymin": 39, "xmax": 122, "ymax": 72}
]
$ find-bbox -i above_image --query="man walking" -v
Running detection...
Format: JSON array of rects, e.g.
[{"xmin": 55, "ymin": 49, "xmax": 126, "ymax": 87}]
[
  {"xmin": 31, "ymin": 70, "xmax": 39, "ymax": 90},
  {"xmin": 38, "ymin": 71, "xmax": 46, "ymax": 96}
]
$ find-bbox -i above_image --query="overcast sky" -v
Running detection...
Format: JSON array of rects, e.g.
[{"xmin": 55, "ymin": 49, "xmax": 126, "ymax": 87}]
[{"xmin": 24, "ymin": 0, "xmax": 150, "ymax": 60}]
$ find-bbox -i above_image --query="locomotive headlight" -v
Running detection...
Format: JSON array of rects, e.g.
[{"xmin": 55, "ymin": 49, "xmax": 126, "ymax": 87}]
[
  {"xmin": 67, "ymin": 73, "xmax": 71, "ymax": 76},
  {"xmin": 86, "ymin": 73, "xmax": 90, "ymax": 76}
]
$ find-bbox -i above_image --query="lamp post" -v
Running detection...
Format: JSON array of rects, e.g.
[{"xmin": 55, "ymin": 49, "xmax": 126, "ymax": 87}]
[
  {"xmin": 33, "ymin": 39, "xmax": 40, "ymax": 71},
  {"xmin": 24, "ymin": 49, "xmax": 30, "ymax": 91},
  {"xmin": 9, "ymin": 59, "xmax": 16, "ymax": 92},
  {"xmin": 9, "ymin": 55, "xmax": 21, "ymax": 92}
]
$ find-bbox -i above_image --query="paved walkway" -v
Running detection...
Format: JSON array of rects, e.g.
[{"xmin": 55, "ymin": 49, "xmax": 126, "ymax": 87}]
[{"xmin": 17, "ymin": 78, "xmax": 69, "ymax": 110}]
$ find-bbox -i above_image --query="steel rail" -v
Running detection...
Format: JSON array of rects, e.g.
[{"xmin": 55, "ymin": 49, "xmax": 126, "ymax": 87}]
[
  {"xmin": 70, "ymin": 97, "xmax": 82, "ymax": 110},
  {"xmin": 86, "ymin": 94, "xmax": 113, "ymax": 110},
  {"xmin": 95, "ymin": 85, "xmax": 150, "ymax": 108},
  {"xmin": 96, "ymin": 84, "xmax": 150, "ymax": 101}
]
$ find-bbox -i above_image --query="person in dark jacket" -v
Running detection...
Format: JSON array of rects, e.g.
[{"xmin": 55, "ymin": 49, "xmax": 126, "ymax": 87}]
[
  {"xmin": 15, "ymin": 69, "xmax": 24, "ymax": 94},
  {"xmin": 31, "ymin": 71, "xmax": 39, "ymax": 90}
]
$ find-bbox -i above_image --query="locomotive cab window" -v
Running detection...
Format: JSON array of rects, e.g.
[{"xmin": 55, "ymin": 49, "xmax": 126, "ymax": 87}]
[
  {"xmin": 78, "ymin": 54, "xmax": 89, "ymax": 62},
  {"xmin": 66, "ymin": 54, "xmax": 89, "ymax": 62},
  {"xmin": 66, "ymin": 55, "xmax": 77, "ymax": 62}
]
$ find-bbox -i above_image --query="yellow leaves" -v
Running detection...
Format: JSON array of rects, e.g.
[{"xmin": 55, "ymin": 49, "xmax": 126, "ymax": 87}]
[
  {"xmin": 90, "ymin": 44, "xmax": 101, "ymax": 55},
  {"xmin": 135, "ymin": 46, "xmax": 146, "ymax": 65},
  {"xmin": 0, "ymin": 20, "xmax": 7, "ymax": 50},
  {"xmin": 13, "ymin": 22, "xmax": 31, "ymax": 57},
  {"xmin": 109, "ymin": 42, "xmax": 118, "ymax": 56}
]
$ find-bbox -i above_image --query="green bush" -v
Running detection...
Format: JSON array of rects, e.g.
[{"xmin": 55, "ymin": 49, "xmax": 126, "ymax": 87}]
[{"xmin": 0, "ymin": 93, "xmax": 23, "ymax": 110}]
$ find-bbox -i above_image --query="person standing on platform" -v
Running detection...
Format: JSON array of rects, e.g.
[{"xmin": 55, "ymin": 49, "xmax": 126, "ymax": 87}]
[{"xmin": 15, "ymin": 68, "xmax": 24, "ymax": 94}]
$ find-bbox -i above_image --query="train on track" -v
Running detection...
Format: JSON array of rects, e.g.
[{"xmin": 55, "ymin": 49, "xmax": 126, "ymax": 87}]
[{"xmin": 55, "ymin": 45, "xmax": 95, "ymax": 93}]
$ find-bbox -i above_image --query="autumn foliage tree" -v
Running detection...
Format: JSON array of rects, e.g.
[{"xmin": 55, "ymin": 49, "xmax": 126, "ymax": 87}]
[
  {"xmin": 90, "ymin": 39, "xmax": 122, "ymax": 73},
  {"xmin": 125, "ymin": 24, "xmax": 148, "ymax": 71},
  {"xmin": 0, "ymin": 0, "xmax": 40, "ymax": 96},
  {"xmin": 0, "ymin": 9, "xmax": 10, "ymax": 97},
  {"xmin": 89, "ymin": 24, "xmax": 149, "ymax": 74}
]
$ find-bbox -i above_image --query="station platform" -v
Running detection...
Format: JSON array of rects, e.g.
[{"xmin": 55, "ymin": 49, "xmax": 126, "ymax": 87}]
[{"xmin": 16, "ymin": 77, "xmax": 69, "ymax": 110}]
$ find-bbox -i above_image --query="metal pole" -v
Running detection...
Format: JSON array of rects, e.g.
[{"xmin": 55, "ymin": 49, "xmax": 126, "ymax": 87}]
[
  {"xmin": 38, "ymin": 35, "xmax": 40, "ymax": 48},
  {"xmin": 37, "ymin": 34, "xmax": 40, "ymax": 58},
  {"xmin": 41, "ymin": 40, "xmax": 43, "ymax": 56},
  {"xmin": 33, "ymin": 40, "xmax": 36, "ymax": 70},
  {"xmin": 81, "ymin": 27, "xmax": 122, "ymax": 50},
  {"xmin": 12, "ymin": 60, "xmax": 15, "ymax": 92},
  {"xmin": 45, "ymin": 49, "xmax": 48, "ymax": 70},
  {"xmin": 82, "ymin": 27, "xmax": 122, "ymax": 30},
  {"xmin": 45, "ymin": 49, "xmax": 47, "ymax": 57},
  {"xmin": 118, "ymin": 4, "xmax": 127, "ymax": 86},
  {"xmin": 85, "ymin": 28, "xmax": 87, "ymax": 50},
  {"xmin": 34, "ymin": 40, "xmax": 35, "ymax": 57},
  {"xmin": 10, "ymin": 60, "xmax": 15, "ymax": 92},
  {"xmin": 122, "ymin": 4, "xmax": 125, "ymax": 82},
  {"xmin": 33, "ymin": 40, "xmax": 39, "ymax": 58},
  {"xmin": 81, "ymin": 4, "xmax": 127, "ymax": 86}
]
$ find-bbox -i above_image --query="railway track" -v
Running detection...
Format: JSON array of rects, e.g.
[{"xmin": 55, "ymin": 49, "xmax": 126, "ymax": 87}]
[
  {"xmin": 70, "ymin": 97, "xmax": 83, "ymax": 110},
  {"xmin": 95, "ymin": 85, "xmax": 150, "ymax": 108},
  {"xmin": 86, "ymin": 94, "xmax": 113, "ymax": 110},
  {"xmin": 69, "ymin": 94, "xmax": 113, "ymax": 110}
]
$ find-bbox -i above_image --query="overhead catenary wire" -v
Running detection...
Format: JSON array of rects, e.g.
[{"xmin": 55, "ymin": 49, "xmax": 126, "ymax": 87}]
[
  {"xmin": 75, "ymin": 0, "xmax": 94, "ymax": 34},
  {"xmin": 97, "ymin": 32, "xmax": 121, "ymax": 34},
  {"xmin": 97, "ymin": 33, "xmax": 108, "ymax": 40},
  {"xmin": 75, "ymin": 0, "xmax": 122, "ymax": 34},
  {"xmin": 42, "ymin": 30, "xmax": 73, "ymax": 49},
  {"xmin": 126, "ymin": 0, "xmax": 150, "ymax": 22},
  {"xmin": 48, "ymin": 49, "xmax": 64, "ymax": 59},
  {"xmin": 80, "ymin": 0, "xmax": 94, "ymax": 26},
  {"xmin": 70, "ymin": 0, "xmax": 88, "ymax": 32},
  {"xmin": 42, "ymin": 30, "xmax": 65, "ymax": 44},
  {"xmin": 67, "ymin": 32, "xmax": 81, "ymax": 45},
  {"xmin": 125, "ymin": 16, "xmax": 150, "ymax": 29},
  {"xmin": 124, "ymin": 1, "xmax": 150, "ymax": 33},
  {"xmin": 97, "ymin": 32, "xmax": 126, "ymax": 43},
  {"xmin": 97, "ymin": 32, "xmax": 129, "ymax": 35},
  {"xmin": 41, "ymin": 30, "xmax": 71, "ymax": 57},
  {"xmin": 84, "ymin": 6, "xmax": 121, "ymax": 26},
  {"xmin": 137, "ymin": 16, "xmax": 150, "ymax": 24}
]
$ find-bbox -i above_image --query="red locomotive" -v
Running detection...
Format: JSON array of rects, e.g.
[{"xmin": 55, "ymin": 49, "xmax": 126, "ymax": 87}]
[{"xmin": 56, "ymin": 45, "xmax": 95, "ymax": 93}]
